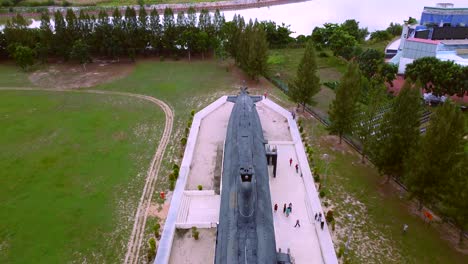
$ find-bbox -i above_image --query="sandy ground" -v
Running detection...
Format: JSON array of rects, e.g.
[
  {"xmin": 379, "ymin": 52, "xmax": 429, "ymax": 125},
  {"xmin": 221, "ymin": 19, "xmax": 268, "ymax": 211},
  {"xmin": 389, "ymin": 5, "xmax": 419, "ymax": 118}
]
[
  {"xmin": 186, "ymin": 102, "xmax": 233, "ymax": 190},
  {"xmin": 168, "ymin": 228, "xmax": 217, "ymax": 264},
  {"xmin": 256, "ymin": 101, "xmax": 292, "ymax": 141},
  {"xmin": 29, "ymin": 61, "xmax": 134, "ymax": 89}
]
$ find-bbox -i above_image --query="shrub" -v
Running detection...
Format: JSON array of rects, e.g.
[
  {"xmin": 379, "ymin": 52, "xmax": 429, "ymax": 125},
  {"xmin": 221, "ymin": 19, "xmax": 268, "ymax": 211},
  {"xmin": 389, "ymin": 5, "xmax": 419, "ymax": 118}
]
[
  {"xmin": 326, "ymin": 210, "xmax": 334, "ymax": 223},
  {"xmin": 148, "ymin": 237, "xmax": 156, "ymax": 251},
  {"xmin": 337, "ymin": 243, "xmax": 345, "ymax": 258},
  {"xmin": 314, "ymin": 174, "xmax": 320, "ymax": 183},
  {"xmin": 185, "ymin": 127, "xmax": 189, "ymax": 136},
  {"xmin": 319, "ymin": 190, "xmax": 326, "ymax": 198},
  {"xmin": 169, "ymin": 179, "xmax": 175, "ymax": 190},
  {"xmin": 153, "ymin": 223, "xmax": 161, "ymax": 238},
  {"xmin": 299, "ymin": 126, "xmax": 304, "ymax": 133},
  {"xmin": 319, "ymin": 51, "xmax": 329, "ymax": 58},
  {"xmin": 191, "ymin": 226, "xmax": 199, "ymax": 240},
  {"xmin": 297, "ymin": 119, "xmax": 302, "ymax": 127},
  {"xmin": 173, "ymin": 164, "xmax": 179, "ymax": 177},
  {"xmin": 180, "ymin": 137, "xmax": 187, "ymax": 146},
  {"xmin": 191, "ymin": 110, "xmax": 195, "ymax": 116},
  {"xmin": 197, "ymin": 185, "xmax": 203, "ymax": 190},
  {"xmin": 169, "ymin": 173, "xmax": 176, "ymax": 181},
  {"xmin": 187, "ymin": 119, "xmax": 192, "ymax": 127}
]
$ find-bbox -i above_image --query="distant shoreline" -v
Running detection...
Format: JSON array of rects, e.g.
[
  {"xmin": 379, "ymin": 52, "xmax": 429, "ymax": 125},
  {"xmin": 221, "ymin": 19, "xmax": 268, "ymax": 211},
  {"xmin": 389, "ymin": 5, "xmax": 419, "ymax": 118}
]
[{"xmin": 0, "ymin": 0, "xmax": 310, "ymax": 18}]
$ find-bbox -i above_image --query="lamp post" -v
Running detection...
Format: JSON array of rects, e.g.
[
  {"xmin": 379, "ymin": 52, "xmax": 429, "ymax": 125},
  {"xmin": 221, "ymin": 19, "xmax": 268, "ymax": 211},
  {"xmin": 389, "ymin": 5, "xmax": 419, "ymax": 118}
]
[
  {"xmin": 344, "ymin": 213, "xmax": 354, "ymax": 258},
  {"xmin": 321, "ymin": 153, "xmax": 329, "ymax": 187}
]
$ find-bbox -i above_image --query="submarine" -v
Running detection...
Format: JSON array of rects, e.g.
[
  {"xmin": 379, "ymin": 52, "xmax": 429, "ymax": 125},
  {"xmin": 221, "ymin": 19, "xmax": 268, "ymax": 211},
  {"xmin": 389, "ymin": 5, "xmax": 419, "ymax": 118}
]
[{"xmin": 215, "ymin": 88, "xmax": 291, "ymax": 264}]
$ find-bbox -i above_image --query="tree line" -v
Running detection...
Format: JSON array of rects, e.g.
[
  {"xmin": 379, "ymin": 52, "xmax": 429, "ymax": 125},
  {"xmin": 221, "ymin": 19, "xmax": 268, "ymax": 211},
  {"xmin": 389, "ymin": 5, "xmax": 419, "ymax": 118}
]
[
  {"xmin": 327, "ymin": 62, "xmax": 467, "ymax": 244},
  {"xmin": 1, "ymin": 8, "xmax": 280, "ymax": 78}
]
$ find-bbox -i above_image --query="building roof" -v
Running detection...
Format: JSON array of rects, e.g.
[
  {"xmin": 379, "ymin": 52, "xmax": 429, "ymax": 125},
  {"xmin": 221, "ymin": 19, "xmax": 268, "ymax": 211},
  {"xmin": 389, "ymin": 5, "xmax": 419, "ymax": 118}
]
[
  {"xmin": 407, "ymin": 38, "xmax": 441, "ymax": 45},
  {"xmin": 441, "ymin": 39, "xmax": 468, "ymax": 45}
]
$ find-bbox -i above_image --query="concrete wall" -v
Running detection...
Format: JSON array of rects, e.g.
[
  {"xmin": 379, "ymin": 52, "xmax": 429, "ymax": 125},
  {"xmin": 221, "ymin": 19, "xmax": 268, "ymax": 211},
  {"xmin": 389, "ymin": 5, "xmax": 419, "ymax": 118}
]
[{"xmin": 154, "ymin": 97, "xmax": 227, "ymax": 264}]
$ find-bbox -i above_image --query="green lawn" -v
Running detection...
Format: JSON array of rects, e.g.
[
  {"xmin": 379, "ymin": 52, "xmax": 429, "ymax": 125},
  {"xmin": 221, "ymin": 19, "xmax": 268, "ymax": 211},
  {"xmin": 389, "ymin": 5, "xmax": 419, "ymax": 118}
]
[
  {"xmin": 0, "ymin": 63, "xmax": 35, "ymax": 87},
  {"xmin": 0, "ymin": 90, "xmax": 164, "ymax": 263}
]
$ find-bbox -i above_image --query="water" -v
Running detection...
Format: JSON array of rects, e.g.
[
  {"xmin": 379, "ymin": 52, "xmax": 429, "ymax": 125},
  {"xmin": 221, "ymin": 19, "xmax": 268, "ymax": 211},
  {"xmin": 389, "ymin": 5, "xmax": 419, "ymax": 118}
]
[{"xmin": 2, "ymin": 0, "xmax": 468, "ymax": 36}]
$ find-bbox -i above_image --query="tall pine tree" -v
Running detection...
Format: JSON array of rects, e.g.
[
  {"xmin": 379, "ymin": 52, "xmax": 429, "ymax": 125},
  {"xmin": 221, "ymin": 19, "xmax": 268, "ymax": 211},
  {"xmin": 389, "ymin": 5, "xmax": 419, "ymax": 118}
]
[
  {"xmin": 406, "ymin": 101, "xmax": 465, "ymax": 209},
  {"xmin": 373, "ymin": 80, "xmax": 422, "ymax": 182},
  {"xmin": 328, "ymin": 63, "xmax": 362, "ymax": 143},
  {"xmin": 288, "ymin": 40, "xmax": 320, "ymax": 111}
]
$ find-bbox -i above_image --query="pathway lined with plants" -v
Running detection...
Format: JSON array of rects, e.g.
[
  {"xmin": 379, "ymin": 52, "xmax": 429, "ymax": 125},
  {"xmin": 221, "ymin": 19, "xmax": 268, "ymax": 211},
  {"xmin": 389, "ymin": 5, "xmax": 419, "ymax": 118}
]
[{"xmin": 0, "ymin": 87, "xmax": 174, "ymax": 264}]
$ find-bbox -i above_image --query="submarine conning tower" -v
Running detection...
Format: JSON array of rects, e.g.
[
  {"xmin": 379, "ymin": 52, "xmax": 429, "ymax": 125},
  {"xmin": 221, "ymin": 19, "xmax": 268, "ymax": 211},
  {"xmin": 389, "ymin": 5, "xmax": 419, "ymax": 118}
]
[{"xmin": 215, "ymin": 87, "xmax": 292, "ymax": 264}]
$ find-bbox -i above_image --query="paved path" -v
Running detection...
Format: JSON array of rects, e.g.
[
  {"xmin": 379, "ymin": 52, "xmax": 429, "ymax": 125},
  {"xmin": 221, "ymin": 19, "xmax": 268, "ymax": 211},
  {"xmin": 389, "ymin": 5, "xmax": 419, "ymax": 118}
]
[{"xmin": 0, "ymin": 87, "xmax": 173, "ymax": 264}]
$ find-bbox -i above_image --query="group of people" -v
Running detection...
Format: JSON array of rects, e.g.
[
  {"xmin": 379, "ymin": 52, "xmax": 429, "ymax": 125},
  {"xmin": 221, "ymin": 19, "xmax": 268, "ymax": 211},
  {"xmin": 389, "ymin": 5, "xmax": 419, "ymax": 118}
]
[
  {"xmin": 314, "ymin": 212, "xmax": 325, "ymax": 230},
  {"xmin": 289, "ymin": 158, "xmax": 300, "ymax": 174},
  {"xmin": 273, "ymin": 203, "xmax": 301, "ymax": 227}
]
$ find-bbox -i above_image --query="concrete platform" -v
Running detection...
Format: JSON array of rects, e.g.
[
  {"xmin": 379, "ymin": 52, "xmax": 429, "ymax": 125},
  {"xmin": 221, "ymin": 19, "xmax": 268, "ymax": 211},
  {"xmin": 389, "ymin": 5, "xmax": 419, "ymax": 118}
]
[{"xmin": 269, "ymin": 144, "xmax": 324, "ymax": 264}]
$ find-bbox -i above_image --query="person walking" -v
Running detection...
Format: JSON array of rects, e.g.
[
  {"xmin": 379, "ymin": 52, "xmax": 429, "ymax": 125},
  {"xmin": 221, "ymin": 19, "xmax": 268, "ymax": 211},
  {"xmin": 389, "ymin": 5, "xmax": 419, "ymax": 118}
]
[
  {"xmin": 274, "ymin": 203, "xmax": 278, "ymax": 213},
  {"xmin": 286, "ymin": 207, "xmax": 291, "ymax": 217},
  {"xmin": 283, "ymin": 203, "xmax": 287, "ymax": 214},
  {"xmin": 318, "ymin": 212, "xmax": 322, "ymax": 222},
  {"xmin": 294, "ymin": 219, "xmax": 300, "ymax": 228},
  {"xmin": 314, "ymin": 213, "xmax": 318, "ymax": 221},
  {"xmin": 295, "ymin": 164, "xmax": 299, "ymax": 173},
  {"xmin": 289, "ymin": 158, "xmax": 293, "ymax": 166},
  {"xmin": 288, "ymin": 203, "xmax": 293, "ymax": 213},
  {"xmin": 320, "ymin": 220, "xmax": 325, "ymax": 230}
]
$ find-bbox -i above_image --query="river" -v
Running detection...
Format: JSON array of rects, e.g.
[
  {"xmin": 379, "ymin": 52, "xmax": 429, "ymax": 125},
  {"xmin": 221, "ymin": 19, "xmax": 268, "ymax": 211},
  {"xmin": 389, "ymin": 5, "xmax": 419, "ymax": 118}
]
[{"xmin": 4, "ymin": 0, "xmax": 468, "ymax": 36}]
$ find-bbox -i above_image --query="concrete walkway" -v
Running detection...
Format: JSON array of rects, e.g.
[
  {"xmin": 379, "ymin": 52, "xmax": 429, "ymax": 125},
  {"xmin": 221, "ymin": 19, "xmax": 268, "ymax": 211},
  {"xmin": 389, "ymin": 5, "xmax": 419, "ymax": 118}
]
[{"xmin": 269, "ymin": 144, "xmax": 324, "ymax": 264}]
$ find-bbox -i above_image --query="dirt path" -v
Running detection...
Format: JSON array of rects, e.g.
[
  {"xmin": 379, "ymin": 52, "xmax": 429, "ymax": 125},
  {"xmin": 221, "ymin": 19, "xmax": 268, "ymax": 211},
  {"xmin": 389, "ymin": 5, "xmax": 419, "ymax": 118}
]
[{"xmin": 0, "ymin": 87, "xmax": 174, "ymax": 264}]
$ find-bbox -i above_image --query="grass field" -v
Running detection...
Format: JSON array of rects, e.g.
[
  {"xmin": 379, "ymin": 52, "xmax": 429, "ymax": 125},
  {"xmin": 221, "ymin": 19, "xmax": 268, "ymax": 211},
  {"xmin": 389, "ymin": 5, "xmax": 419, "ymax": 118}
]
[
  {"xmin": 0, "ymin": 90, "xmax": 164, "ymax": 263},
  {"xmin": 300, "ymin": 118, "xmax": 468, "ymax": 263},
  {"xmin": 1, "ymin": 55, "xmax": 466, "ymax": 263}
]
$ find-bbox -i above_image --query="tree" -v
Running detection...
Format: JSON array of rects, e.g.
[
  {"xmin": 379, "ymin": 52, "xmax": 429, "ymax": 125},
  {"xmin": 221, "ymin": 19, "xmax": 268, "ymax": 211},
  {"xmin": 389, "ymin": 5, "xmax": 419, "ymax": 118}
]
[
  {"xmin": 12, "ymin": 45, "xmax": 35, "ymax": 71},
  {"xmin": 354, "ymin": 79, "xmax": 388, "ymax": 162},
  {"xmin": 149, "ymin": 8, "xmax": 162, "ymax": 55},
  {"xmin": 405, "ymin": 101, "xmax": 464, "ymax": 210},
  {"xmin": 288, "ymin": 41, "xmax": 320, "ymax": 111},
  {"xmin": 70, "ymin": 39, "xmax": 91, "ymax": 70},
  {"xmin": 380, "ymin": 63, "xmax": 398, "ymax": 87},
  {"xmin": 328, "ymin": 29, "xmax": 358, "ymax": 58},
  {"xmin": 386, "ymin": 22, "xmax": 402, "ymax": 36},
  {"xmin": 357, "ymin": 48, "xmax": 384, "ymax": 80},
  {"xmin": 372, "ymin": 81, "xmax": 422, "ymax": 182},
  {"xmin": 328, "ymin": 63, "xmax": 362, "ymax": 143},
  {"xmin": 340, "ymin": 19, "xmax": 368, "ymax": 43},
  {"xmin": 162, "ymin": 8, "xmax": 176, "ymax": 53},
  {"xmin": 443, "ymin": 155, "xmax": 468, "ymax": 245}
]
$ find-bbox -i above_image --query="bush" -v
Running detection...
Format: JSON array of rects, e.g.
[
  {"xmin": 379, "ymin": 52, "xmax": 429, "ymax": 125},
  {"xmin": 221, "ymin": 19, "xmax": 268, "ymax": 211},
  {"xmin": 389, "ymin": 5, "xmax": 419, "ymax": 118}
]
[
  {"xmin": 197, "ymin": 185, "xmax": 203, "ymax": 190},
  {"xmin": 180, "ymin": 137, "xmax": 187, "ymax": 146},
  {"xmin": 148, "ymin": 237, "xmax": 156, "ymax": 251},
  {"xmin": 314, "ymin": 174, "xmax": 320, "ymax": 183},
  {"xmin": 297, "ymin": 119, "xmax": 302, "ymax": 127},
  {"xmin": 153, "ymin": 223, "xmax": 161, "ymax": 238},
  {"xmin": 169, "ymin": 179, "xmax": 175, "ymax": 190},
  {"xmin": 191, "ymin": 226, "xmax": 199, "ymax": 240},
  {"xmin": 299, "ymin": 126, "xmax": 303, "ymax": 133},
  {"xmin": 185, "ymin": 127, "xmax": 189, "ymax": 136},
  {"xmin": 319, "ymin": 190, "xmax": 326, "ymax": 198},
  {"xmin": 62, "ymin": 0, "xmax": 71, "ymax": 7},
  {"xmin": 191, "ymin": 110, "xmax": 195, "ymax": 116},
  {"xmin": 326, "ymin": 210, "xmax": 334, "ymax": 223},
  {"xmin": 169, "ymin": 173, "xmax": 176, "ymax": 181},
  {"xmin": 187, "ymin": 119, "xmax": 192, "ymax": 128},
  {"xmin": 173, "ymin": 164, "xmax": 179, "ymax": 177},
  {"xmin": 337, "ymin": 243, "xmax": 345, "ymax": 258},
  {"xmin": 319, "ymin": 51, "xmax": 329, "ymax": 58}
]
